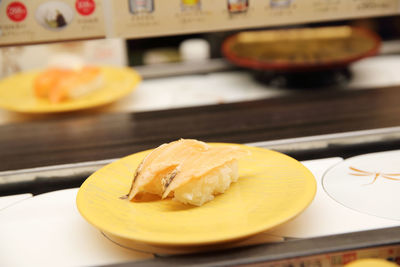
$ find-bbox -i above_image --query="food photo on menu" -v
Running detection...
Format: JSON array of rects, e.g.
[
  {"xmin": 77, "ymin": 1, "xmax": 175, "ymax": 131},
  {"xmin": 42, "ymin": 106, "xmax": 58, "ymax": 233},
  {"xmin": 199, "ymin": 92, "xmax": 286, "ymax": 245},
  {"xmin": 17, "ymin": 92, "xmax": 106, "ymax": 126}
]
[{"xmin": 35, "ymin": 1, "xmax": 74, "ymax": 30}]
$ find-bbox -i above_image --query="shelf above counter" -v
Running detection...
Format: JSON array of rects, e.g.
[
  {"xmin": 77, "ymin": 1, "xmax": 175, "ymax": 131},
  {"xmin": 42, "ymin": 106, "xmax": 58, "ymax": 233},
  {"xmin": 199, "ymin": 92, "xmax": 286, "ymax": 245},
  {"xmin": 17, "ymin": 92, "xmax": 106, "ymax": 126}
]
[{"xmin": 1, "ymin": 0, "xmax": 399, "ymax": 46}]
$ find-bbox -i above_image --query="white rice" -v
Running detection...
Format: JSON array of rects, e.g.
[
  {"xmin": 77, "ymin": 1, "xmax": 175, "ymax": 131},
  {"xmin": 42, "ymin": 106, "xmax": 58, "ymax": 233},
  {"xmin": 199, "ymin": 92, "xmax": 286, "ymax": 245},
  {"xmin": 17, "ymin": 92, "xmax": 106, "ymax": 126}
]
[{"xmin": 173, "ymin": 160, "xmax": 238, "ymax": 206}]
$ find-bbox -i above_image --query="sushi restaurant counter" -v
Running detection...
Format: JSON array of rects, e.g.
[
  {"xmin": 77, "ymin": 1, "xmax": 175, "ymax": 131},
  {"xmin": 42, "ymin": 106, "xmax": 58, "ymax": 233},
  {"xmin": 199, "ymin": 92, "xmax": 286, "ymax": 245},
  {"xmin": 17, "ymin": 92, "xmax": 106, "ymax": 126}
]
[
  {"xmin": 1, "ymin": 72, "xmax": 400, "ymax": 266},
  {"xmin": 1, "ymin": 156, "xmax": 399, "ymax": 266},
  {"xmin": 2, "ymin": 81, "xmax": 400, "ymax": 172},
  {"xmin": 2, "ymin": 55, "xmax": 400, "ymax": 127}
]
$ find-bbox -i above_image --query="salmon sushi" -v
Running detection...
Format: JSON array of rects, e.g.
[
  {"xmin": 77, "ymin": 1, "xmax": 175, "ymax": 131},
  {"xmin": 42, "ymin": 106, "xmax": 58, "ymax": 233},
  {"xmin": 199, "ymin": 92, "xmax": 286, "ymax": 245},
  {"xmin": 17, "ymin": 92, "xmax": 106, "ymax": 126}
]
[
  {"xmin": 127, "ymin": 139, "xmax": 250, "ymax": 206},
  {"xmin": 33, "ymin": 66, "xmax": 104, "ymax": 103}
]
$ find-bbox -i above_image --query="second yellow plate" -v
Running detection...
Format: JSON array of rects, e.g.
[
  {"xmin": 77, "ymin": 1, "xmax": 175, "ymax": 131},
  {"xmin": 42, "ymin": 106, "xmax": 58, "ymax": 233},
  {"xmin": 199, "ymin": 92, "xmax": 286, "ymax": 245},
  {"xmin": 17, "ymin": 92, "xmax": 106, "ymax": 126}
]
[
  {"xmin": 0, "ymin": 66, "xmax": 140, "ymax": 113},
  {"xmin": 77, "ymin": 144, "xmax": 316, "ymax": 246}
]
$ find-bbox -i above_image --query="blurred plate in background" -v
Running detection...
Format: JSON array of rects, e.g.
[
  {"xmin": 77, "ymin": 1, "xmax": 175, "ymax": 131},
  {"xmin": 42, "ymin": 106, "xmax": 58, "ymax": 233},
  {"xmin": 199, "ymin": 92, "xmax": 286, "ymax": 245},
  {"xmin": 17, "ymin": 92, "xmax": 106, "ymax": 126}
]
[
  {"xmin": 0, "ymin": 66, "xmax": 140, "ymax": 113},
  {"xmin": 222, "ymin": 26, "xmax": 381, "ymax": 72}
]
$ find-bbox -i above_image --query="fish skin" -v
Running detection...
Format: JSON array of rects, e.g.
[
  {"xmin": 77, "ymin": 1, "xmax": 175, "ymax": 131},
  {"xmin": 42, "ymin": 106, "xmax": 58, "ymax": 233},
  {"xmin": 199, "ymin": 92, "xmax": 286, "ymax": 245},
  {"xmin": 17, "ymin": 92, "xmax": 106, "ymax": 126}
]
[
  {"xmin": 161, "ymin": 166, "xmax": 180, "ymax": 190},
  {"xmin": 126, "ymin": 160, "xmax": 144, "ymax": 199}
]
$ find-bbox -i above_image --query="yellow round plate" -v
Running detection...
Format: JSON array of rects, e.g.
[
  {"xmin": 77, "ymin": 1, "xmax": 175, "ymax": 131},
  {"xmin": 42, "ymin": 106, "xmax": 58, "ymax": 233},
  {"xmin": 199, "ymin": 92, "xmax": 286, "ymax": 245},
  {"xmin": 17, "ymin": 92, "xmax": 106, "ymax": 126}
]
[
  {"xmin": 0, "ymin": 66, "xmax": 141, "ymax": 113},
  {"xmin": 77, "ymin": 143, "xmax": 316, "ymax": 247},
  {"xmin": 345, "ymin": 258, "xmax": 398, "ymax": 267}
]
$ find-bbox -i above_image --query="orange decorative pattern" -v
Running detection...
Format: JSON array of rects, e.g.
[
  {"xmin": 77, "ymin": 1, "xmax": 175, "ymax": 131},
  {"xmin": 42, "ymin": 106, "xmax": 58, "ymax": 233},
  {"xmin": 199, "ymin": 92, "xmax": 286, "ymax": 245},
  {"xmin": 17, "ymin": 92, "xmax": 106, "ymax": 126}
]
[{"xmin": 349, "ymin": 166, "xmax": 400, "ymax": 185}]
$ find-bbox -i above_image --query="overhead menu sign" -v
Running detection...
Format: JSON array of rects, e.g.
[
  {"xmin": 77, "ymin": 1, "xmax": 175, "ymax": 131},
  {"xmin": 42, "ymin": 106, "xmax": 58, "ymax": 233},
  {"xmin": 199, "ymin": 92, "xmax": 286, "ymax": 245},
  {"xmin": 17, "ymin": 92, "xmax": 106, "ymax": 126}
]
[
  {"xmin": 1, "ymin": 0, "xmax": 399, "ymax": 46},
  {"xmin": 108, "ymin": 0, "xmax": 400, "ymax": 39},
  {"xmin": 0, "ymin": 0, "xmax": 105, "ymax": 46}
]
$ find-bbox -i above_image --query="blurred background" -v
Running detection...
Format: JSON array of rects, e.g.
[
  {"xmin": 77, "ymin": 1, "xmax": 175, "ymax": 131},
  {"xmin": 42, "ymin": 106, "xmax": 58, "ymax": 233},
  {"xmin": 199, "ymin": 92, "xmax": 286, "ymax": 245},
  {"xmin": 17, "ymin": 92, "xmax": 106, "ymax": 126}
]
[{"xmin": 1, "ymin": 12, "xmax": 400, "ymax": 119}]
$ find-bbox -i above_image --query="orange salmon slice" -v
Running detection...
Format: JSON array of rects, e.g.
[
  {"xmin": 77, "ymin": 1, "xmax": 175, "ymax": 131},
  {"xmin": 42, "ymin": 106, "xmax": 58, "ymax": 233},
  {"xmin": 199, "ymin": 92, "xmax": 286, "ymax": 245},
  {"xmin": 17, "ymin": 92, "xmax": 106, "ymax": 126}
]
[{"xmin": 127, "ymin": 139, "xmax": 250, "ymax": 200}]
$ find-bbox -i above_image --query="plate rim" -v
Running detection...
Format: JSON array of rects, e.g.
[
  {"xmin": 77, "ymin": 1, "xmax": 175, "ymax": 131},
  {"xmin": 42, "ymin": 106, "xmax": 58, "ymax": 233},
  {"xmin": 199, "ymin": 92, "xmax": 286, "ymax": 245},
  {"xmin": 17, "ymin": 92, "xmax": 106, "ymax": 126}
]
[{"xmin": 76, "ymin": 143, "xmax": 317, "ymax": 247}]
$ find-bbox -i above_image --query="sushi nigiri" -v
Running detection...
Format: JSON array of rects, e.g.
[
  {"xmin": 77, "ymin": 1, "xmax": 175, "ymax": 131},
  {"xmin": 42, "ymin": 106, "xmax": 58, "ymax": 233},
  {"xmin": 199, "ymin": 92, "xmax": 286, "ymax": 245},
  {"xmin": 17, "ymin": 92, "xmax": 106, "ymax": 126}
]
[
  {"xmin": 127, "ymin": 139, "xmax": 250, "ymax": 206},
  {"xmin": 34, "ymin": 66, "xmax": 104, "ymax": 103}
]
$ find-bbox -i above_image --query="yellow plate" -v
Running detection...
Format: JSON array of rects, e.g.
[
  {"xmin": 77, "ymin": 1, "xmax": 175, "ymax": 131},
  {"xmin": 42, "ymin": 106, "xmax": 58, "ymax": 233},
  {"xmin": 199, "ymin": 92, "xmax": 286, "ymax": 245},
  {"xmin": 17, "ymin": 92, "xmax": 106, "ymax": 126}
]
[
  {"xmin": 0, "ymin": 66, "xmax": 141, "ymax": 113},
  {"xmin": 77, "ymin": 143, "xmax": 316, "ymax": 246},
  {"xmin": 345, "ymin": 258, "xmax": 398, "ymax": 267}
]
